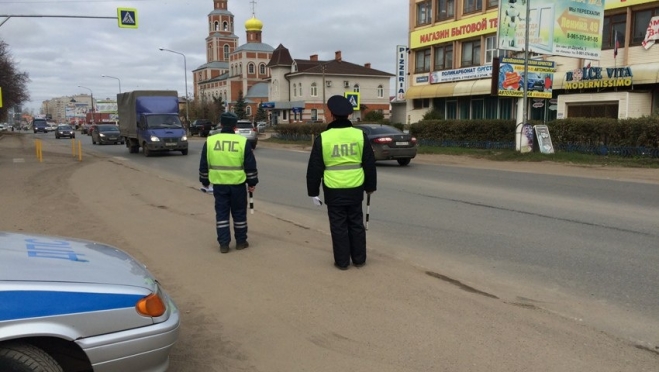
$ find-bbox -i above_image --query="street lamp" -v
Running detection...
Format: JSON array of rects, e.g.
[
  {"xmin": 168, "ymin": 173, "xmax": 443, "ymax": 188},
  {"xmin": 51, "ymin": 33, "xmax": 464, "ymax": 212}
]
[
  {"xmin": 159, "ymin": 47, "xmax": 190, "ymax": 126},
  {"xmin": 78, "ymin": 85, "xmax": 95, "ymax": 124},
  {"xmin": 101, "ymin": 75, "xmax": 122, "ymax": 93}
]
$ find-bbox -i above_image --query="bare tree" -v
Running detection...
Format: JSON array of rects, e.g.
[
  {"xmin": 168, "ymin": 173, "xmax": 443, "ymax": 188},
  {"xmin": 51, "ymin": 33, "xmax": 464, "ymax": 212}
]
[{"xmin": 0, "ymin": 40, "xmax": 30, "ymax": 122}]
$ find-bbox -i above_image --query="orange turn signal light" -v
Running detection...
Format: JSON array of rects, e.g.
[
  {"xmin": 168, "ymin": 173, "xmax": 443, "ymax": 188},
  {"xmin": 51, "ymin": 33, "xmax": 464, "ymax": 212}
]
[{"xmin": 136, "ymin": 293, "xmax": 166, "ymax": 317}]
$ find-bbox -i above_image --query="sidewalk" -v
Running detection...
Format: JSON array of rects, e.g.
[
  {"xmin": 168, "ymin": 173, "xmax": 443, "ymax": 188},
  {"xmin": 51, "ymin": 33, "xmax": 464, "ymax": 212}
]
[{"xmin": 1, "ymin": 133, "xmax": 657, "ymax": 372}]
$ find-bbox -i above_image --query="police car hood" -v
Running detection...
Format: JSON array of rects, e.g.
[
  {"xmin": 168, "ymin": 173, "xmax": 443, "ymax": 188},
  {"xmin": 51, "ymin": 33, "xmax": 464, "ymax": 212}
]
[{"xmin": 0, "ymin": 232, "xmax": 156, "ymax": 289}]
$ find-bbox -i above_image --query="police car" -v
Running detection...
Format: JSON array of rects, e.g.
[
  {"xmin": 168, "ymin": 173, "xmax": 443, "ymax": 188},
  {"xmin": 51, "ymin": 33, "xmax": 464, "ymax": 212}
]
[{"xmin": 0, "ymin": 232, "xmax": 180, "ymax": 372}]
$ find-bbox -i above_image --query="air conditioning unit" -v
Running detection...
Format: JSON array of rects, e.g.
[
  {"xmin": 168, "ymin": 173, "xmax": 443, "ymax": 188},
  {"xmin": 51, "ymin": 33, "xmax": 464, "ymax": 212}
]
[
  {"xmin": 326, "ymin": 81, "xmax": 332, "ymax": 87},
  {"xmin": 343, "ymin": 81, "xmax": 350, "ymax": 88}
]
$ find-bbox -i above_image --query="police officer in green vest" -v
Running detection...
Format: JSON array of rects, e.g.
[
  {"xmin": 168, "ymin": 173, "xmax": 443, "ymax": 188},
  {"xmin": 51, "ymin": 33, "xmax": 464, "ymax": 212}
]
[
  {"xmin": 306, "ymin": 95, "xmax": 377, "ymax": 270},
  {"xmin": 199, "ymin": 112, "xmax": 259, "ymax": 253}
]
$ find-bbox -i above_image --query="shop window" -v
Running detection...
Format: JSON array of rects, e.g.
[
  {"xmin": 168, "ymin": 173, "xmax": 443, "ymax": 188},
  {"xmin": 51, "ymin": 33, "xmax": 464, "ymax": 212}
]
[
  {"xmin": 417, "ymin": 1, "xmax": 432, "ymax": 26},
  {"xmin": 432, "ymin": 97, "xmax": 446, "ymax": 118},
  {"xmin": 499, "ymin": 98, "xmax": 513, "ymax": 119},
  {"xmin": 458, "ymin": 99, "xmax": 470, "ymax": 119},
  {"xmin": 446, "ymin": 100, "xmax": 457, "ymax": 119},
  {"xmin": 415, "ymin": 48, "xmax": 432, "ymax": 73},
  {"xmin": 567, "ymin": 103, "xmax": 619, "ymax": 118},
  {"xmin": 311, "ymin": 83, "xmax": 318, "ymax": 97},
  {"xmin": 484, "ymin": 97, "xmax": 498, "ymax": 119},
  {"xmin": 434, "ymin": 44, "xmax": 453, "ymax": 70},
  {"xmin": 632, "ymin": 8, "xmax": 659, "ymax": 45},
  {"xmin": 377, "ymin": 85, "xmax": 384, "ymax": 98},
  {"xmin": 461, "ymin": 40, "xmax": 481, "ymax": 67},
  {"xmin": 602, "ymin": 14, "xmax": 626, "ymax": 49},
  {"xmin": 472, "ymin": 99, "xmax": 484, "ymax": 119},
  {"xmin": 487, "ymin": 0, "xmax": 498, "ymax": 9},
  {"xmin": 464, "ymin": 0, "xmax": 483, "ymax": 14},
  {"xmin": 436, "ymin": 0, "xmax": 455, "ymax": 21},
  {"xmin": 413, "ymin": 98, "xmax": 431, "ymax": 109}
]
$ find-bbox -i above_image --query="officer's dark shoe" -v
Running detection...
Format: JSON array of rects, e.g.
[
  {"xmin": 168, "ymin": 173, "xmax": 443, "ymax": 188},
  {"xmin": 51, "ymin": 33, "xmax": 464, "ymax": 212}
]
[
  {"xmin": 235, "ymin": 241, "xmax": 249, "ymax": 250},
  {"xmin": 220, "ymin": 245, "xmax": 229, "ymax": 253},
  {"xmin": 334, "ymin": 263, "xmax": 349, "ymax": 271},
  {"xmin": 353, "ymin": 262, "xmax": 366, "ymax": 268}
]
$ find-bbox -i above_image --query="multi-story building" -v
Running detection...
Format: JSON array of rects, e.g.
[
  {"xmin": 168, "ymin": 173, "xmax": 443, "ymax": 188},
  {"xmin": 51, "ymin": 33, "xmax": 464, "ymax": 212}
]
[
  {"xmin": 265, "ymin": 47, "xmax": 394, "ymax": 124},
  {"xmin": 406, "ymin": 0, "xmax": 659, "ymax": 123},
  {"xmin": 193, "ymin": 0, "xmax": 274, "ymax": 121}
]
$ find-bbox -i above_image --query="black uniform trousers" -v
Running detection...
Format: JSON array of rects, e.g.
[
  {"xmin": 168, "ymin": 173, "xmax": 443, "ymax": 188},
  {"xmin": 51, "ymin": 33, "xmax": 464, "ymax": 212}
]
[
  {"xmin": 327, "ymin": 203, "xmax": 366, "ymax": 267},
  {"xmin": 213, "ymin": 184, "xmax": 248, "ymax": 246}
]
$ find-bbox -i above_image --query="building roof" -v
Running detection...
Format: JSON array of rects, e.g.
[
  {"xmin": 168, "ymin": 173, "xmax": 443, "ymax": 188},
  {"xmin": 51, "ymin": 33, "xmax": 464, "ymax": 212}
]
[
  {"xmin": 200, "ymin": 72, "xmax": 229, "ymax": 84},
  {"xmin": 234, "ymin": 42, "xmax": 275, "ymax": 53},
  {"xmin": 193, "ymin": 61, "xmax": 229, "ymax": 72},
  {"xmin": 209, "ymin": 9, "xmax": 233, "ymax": 16},
  {"xmin": 266, "ymin": 44, "xmax": 294, "ymax": 67},
  {"xmin": 245, "ymin": 82, "xmax": 268, "ymax": 98}
]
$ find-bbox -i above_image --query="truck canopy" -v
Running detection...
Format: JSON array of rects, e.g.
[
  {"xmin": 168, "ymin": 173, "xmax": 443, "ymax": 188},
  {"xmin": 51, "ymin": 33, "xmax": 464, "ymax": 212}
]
[{"xmin": 118, "ymin": 90, "xmax": 179, "ymax": 138}]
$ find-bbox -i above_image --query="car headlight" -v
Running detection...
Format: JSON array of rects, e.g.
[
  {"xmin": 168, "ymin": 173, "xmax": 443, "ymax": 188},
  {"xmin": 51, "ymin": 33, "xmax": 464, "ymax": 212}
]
[
  {"xmin": 150, "ymin": 136, "xmax": 160, "ymax": 142},
  {"xmin": 181, "ymin": 135, "xmax": 188, "ymax": 141},
  {"xmin": 99, "ymin": 133, "xmax": 106, "ymax": 137}
]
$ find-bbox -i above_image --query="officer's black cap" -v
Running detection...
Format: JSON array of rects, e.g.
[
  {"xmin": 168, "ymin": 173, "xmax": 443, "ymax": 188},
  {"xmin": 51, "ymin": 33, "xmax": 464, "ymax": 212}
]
[
  {"xmin": 327, "ymin": 95, "xmax": 354, "ymax": 117},
  {"xmin": 220, "ymin": 112, "xmax": 238, "ymax": 127}
]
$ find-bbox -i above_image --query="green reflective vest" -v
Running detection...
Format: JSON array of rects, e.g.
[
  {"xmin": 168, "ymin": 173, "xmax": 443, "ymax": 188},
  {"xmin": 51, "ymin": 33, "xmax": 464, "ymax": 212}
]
[
  {"xmin": 207, "ymin": 133, "xmax": 247, "ymax": 185},
  {"xmin": 321, "ymin": 128, "xmax": 365, "ymax": 189}
]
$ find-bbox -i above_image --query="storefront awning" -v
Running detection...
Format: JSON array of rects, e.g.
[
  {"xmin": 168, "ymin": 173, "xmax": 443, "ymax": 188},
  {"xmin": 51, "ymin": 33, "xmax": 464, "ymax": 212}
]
[
  {"xmin": 406, "ymin": 79, "xmax": 493, "ymax": 99},
  {"xmin": 405, "ymin": 83, "xmax": 457, "ymax": 99}
]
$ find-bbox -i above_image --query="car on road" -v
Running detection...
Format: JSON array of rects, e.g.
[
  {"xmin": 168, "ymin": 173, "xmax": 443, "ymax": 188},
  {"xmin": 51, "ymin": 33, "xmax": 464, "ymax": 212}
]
[
  {"xmin": 91, "ymin": 124, "xmax": 124, "ymax": 145},
  {"xmin": 190, "ymin": 119, "xmax": 214, "ymax": 137},
  {"xmin": 0, "ymin": 124, "xmax": 6, "ymax": 132},
  {"xmin": 0, "ymin": 231, "xmax": 180, "ymax": 372},
  {"xmin": 32, "ymin": 119, "xmax": 49, "ymax": 134},
  {"xmin": 256, "ymin": 121, "xmax": 267, "ymax": 134},
  {"xmin": 55, "ymin": 124, "xmax": 76, "ymax": 139},
  {"xmin": 211, "ymin": 119, "xmax": 258, "ymax": 149},
  {"xmin": 354, "ymin": 124, "xmax": 417, "ymax": 166},
  {"xmin": 80, "ymin": 123, "xmax": 91, "ymax": 135}
]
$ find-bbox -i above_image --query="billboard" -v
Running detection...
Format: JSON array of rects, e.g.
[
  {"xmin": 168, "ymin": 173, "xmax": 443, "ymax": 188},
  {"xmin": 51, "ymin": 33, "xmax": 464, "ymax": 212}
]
[
  {"xmin": 498, "ymin": 0, "xmax": 605, "ymax": 59},
  {"xmin": 96, "ymin": 101, "xmax": 118, "ymax": 114},
  {"xmin": 497, "ymin": 58, "xmax": 555, "ymax": 99},
  {"xmin": 396, "ymin": 45, "xmax": 408, "ymax": 101}
]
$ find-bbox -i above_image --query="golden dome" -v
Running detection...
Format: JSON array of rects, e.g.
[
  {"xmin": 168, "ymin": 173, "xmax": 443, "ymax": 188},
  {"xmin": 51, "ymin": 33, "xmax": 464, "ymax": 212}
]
[{"xmin": 244, "ymin": 16, "xmax": 263, "ymax": 31}]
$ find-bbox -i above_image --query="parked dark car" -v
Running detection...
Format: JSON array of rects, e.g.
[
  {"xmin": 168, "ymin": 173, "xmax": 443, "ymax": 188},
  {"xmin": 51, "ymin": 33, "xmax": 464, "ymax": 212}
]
[
  {"xmin": 55, "ymin": 124, "xmax": 76, "ymax": 139},
  {"xmin": 190, "ymin": 119, "xmax": 214, "ymax": 137},
  {"xmin": 32, "ymin": 119, "xmax": 48, "ymax": 133},
  {"xmin": 91, "ymin": 124, "xmax": 124, "ymax": 145},
  {"xmin": 354, "ymin": 124, "xmax": 417, "ymax": 166}
]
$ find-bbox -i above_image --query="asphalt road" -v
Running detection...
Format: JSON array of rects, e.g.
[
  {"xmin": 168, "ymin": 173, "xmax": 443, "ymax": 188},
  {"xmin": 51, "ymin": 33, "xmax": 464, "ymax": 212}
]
[{"xmin": 37, "ymin": 131, "xmax": 659, "ymax": 347}]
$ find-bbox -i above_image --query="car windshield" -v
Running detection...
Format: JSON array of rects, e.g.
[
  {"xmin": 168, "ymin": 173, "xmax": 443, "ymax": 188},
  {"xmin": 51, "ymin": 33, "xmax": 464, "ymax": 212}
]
[
  {"xmin": 362, "ymin": 125, "xmax": 402, "ymax": 135},
  {"xmin": 34, "ymin": 121, "xmax": 47, "ymax": 127},
  {"xmin": 98, "ymin": 125, "xmax": 119, "ymax": 132},
  {"xmin": 58, "ymin": 125, "xmax": 72, "ymax": 130},
  {"xmin": 146, "ymin": 115, "xmax": 183, "ymax": 129},
  {"xmin": 236, "ymin": 122, "xmax": 253, "ymax": 129}
]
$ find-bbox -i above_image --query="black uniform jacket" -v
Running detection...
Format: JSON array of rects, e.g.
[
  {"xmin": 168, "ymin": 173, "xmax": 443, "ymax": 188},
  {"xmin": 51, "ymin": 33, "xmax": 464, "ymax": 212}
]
[
  {"xmin": 199, "ymin": 127, "xmax": 259, "ymax": 187},
  {"xmin": 306, "ymin": 118, "xmax": 377, "ymax": 206}
]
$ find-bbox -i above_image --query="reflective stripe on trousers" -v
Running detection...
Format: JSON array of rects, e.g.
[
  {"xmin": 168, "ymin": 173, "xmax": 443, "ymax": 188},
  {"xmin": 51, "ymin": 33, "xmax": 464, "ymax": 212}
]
[{"xmin": 213, "ymin": 184, "xmax": 248, "ymax": 246}]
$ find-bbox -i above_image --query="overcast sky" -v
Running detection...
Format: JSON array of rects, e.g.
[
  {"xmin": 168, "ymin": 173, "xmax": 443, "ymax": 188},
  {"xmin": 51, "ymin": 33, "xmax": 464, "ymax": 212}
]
[{"xmin": 1, "ymin": 0, "xmax": 409, "ymax": 112}]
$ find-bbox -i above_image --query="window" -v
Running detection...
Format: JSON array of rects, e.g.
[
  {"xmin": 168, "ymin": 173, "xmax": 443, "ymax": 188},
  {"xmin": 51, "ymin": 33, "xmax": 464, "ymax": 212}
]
[
  {"xmin": 458, "ymin": 98, "xmax": 470, "ymax": 119},
  {"xmin": 436, "ymin": 0, "xmax": 455, "ymax": 21},
  {"xmin": 353, "ymin": 84, "xmax": 360, "ymax": 93},
  {"xmin": 223, "ymin": 45, "xmax": 229, "ymax": 60},
  {"xmin": 214, "ymin": 21, "xmax": 219, "ymax": 31},
  {"xmin": 311, "ymin": 109, "xmax": 318, "ymax": 121},
  {"xmin": 415, "ymin": 48, "xmax": 432, "ymax": 73},
  {"xmin": 311, "ymin": 83, "xmax": 318, "ymax": 97},
  {"xmin": 461, "ymin": 40, "xmax": 481, "ymax": 67},
  {"xmin": 602, "ymin": 14, "xmax": 626, "ymax": 49},
  {"xmin": 499, "ymin": 98, "xmax": 513, "ymax": 119},
  {"xmin": 446, "ymin": 100, "xmax": 457, "ymax": 119},
  {"xmin": 377, "ymin": 85, "xmax": 384, "ymax": 98},
  {"xmin": 413, "ymin": 98, "xmax": 431, "ymax": 109},
  {"xmin": 472, "ymin": 99, "xmax": 484, "ymax": 119},
  {"xmin": 259, "ymin": 63, "xmax": 266, "ymax": 75},
  {"xmin": 223, "ymin": 21, "xmax": 229, "ymax": 31},
  {"xmin": 293, "ymin": 84, "xmax": 297, "ymax": 97},
  {"xmin": 464, "ymin": 0, "xmax": 482, "ymax": 14},
  {"xmin": 417, "ymin": 1, "xmax": 432, "ymax": 25},
  {"xmin": 487, "ymin": 0, "xmax": 498, "ymax": 8},
  {"xmin": 433, "ymin": 43, "xmax": 453, "ymax": 70},
  {"xmin": 246, "ymin": 106, "xmax": 252, "ymax": 116},
  {"xmin": 299, "ymin": 83, "xmax": 303, "ymax": 97},
  {"xmin": 632, "ymin": 8, "xmax": 659, "ymax": 45},
  {"xmin": 248, "ymin": 63, "xmax": 255, "ymax": 74},
  {"xmin": 484, "ymin": 97, "xmax": 498, "ymax": 119},
  {"xmin": 485, "ymin": 35, "xmax": 499, "ymax": 64},
  {"xmin": 567, "ymin": 103, "xmax": 619, "ymax": 118}
]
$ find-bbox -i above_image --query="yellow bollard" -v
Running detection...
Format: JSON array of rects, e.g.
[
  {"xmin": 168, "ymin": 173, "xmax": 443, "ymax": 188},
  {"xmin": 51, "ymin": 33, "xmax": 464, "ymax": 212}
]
[
  {"xmin": 35, "ymin": 140, "xmax": 43, "ymax": 163},
  {"xmin": 78, "ymin": 140, "xmax": 82, "ymax": 162},
  {"xmin": 72, "ymin": 139, "xmax": 75, "ymax": 157},
  {"xmin": 35, "ymin": 140, "xmax": 38, "ymax": 158}
]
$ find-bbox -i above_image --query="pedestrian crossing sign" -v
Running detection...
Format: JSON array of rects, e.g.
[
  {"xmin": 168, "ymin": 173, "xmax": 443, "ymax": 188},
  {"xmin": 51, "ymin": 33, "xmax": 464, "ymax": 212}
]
[
  {"xmin": 344, "ymin": 92, "xmax": 360, "ymax": 111},
  {"xmin": 117, "ymin": 8, "xmax": 138, "ymax": 29}
]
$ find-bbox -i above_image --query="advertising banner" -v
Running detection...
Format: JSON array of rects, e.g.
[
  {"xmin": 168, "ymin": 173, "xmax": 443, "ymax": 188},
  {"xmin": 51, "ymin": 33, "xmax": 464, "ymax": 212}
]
[
  {"xmin": 534, "ymin": 125, "xmax": 555, "ymax": 154},
  {"xmin": 96, "ymin": 101, "xmax": 118, "ymax": 113},
  {"xmin": 396, "ymin": 45, "xmax": 408, "ymax": 101},
  {"xmin": 430, "ymin": 65, "xmax": 493, "ymax": 84},
  {"xmin": 498, "ymin": 0, "xmax": 605, "ymax": 59},
  {"xmin": 497, "ymin": 58, "xmax": 555, "ymax": 98},
  {"xmin": 411, "ymin": 11, "xmax": 499, "ymax": 49},
  {"xmin": 642, "ymin": 16, "xmax": 659, "ymax": 50}
]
